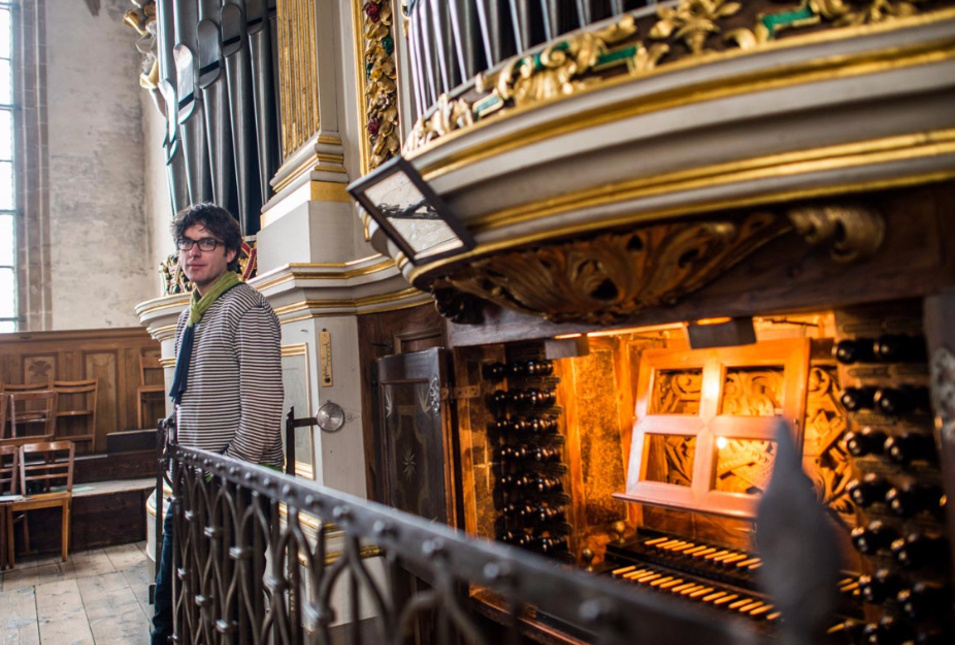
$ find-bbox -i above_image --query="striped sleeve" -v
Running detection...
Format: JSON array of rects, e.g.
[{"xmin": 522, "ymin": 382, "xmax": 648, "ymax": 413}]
[{"xmin": 225, "ymin": 304, "xmax": 285, "ymax": 465}]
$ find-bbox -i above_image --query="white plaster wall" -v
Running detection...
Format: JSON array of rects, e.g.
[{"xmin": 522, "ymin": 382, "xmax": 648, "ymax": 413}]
[
  {"xmin": 46, "ymin": 0, "xmax": 154, "ymax": 329},
  {"xmin": 142, "ymin": 94, "xmax": 174, "ymax": 297}
]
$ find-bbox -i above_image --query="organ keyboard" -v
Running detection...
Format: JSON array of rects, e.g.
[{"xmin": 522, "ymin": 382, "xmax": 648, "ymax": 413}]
[{"xmin": 602, "ymin": 531, "xmax": 864, "ymax": 630}]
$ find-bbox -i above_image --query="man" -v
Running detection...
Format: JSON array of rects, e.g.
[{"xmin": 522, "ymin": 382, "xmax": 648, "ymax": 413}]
[{"xmin": 152, "ymin": 203, "xmax": 284, "ymax": 644}]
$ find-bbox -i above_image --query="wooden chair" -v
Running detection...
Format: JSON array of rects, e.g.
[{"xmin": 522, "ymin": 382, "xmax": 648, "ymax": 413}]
[
  {"xmin": 8, "ymin": 390, "xmax": 58, "ymax": 442},
  {"xmin": 0, "ymin": 393, "xmax": 7, "ymax": 440},
  {"xmin": 7, "ymin": 441, "xmax": 75, "ymax": 565},
  {"xmin": 137, "ymin": 354, "xmax": 166, "ymax": 429},
  {"xmin": 53, "ymin": 379, "xmax": 98, "ymax": 452},
  {"xmin": 4, "ymin": 381, "xmax": 52, "ymax": 393},
  {"xmin": 0, "ymin": 444, "xmax": 18, "ymax": 569},
  {"xmin": 3, "ymin": 382, "xmax": 49, "ymax": 438}
]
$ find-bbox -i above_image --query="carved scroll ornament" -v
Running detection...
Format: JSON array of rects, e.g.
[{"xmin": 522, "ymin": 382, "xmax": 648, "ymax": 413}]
[{"xmin": 429, "ymin": 205, "xmax": 884, "ymax": 325}]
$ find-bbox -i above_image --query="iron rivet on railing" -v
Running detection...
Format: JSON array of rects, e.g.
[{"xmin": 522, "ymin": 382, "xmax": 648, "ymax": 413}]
[
  {"xmin": 579, "ymin": 598, "xmax": 618, "ymax": 625},
  {"xmin": 333, "ymin": 505, "xmax": 351, "ymax": 521},
  {"xmin": 373, "ymin": 520, "xmax": 397, "ymax": 538},
  {"xmin": 422, "ymin": 538, "xmax": 446, "ymax": 559},
  {"xmin": 483, "ymin": 561, "xmax": 513, "ymax": 583}
]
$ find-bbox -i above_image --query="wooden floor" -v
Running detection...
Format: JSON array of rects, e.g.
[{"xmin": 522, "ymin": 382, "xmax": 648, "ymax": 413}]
[{"xmin": 0, "ymin": 543, "xmax": 152, "ymax": 644}]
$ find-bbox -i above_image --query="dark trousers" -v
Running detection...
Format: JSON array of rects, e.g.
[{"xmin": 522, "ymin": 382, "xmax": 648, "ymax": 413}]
[{"xmin": 151, "ymin": 505, "xmax": 174, "ymax": 645}]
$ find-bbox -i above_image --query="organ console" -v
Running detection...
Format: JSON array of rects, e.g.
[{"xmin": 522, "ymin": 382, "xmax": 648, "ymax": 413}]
[{"xmin": 450, "ymin": 305, "xmax": 953, "ymax": 644}]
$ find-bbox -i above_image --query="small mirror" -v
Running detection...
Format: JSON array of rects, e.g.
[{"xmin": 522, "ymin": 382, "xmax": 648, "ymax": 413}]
[{"xmin": 348, "ymin": 156, "xmax": 475, "ymax": 265}]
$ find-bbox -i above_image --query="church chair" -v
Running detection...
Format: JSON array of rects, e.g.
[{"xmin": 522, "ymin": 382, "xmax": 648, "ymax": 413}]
[
  {"xmin": 4, "ymin": 381, "xmax": 52, "ymax": 392},
  {"xmin": 8, "ymin": 441, "xmax": 75, "ymax": 565},
  {"xmin": 53, "ymin": 379, "xmax": 98, "ymax": 452},
  {"xmin": 8, "ymin": 390, "xmax": 58, "ymax": 442},
  {"xmin": 0, "ymin": 444, "xmax": 18, "ymax": 569},
  {"xmin": 137, "ymin": 354, "xmax": 166, "ymax": 429},
  {"xmin": 3, "ymin": 382, "xmax": 50, "ymax": 438}
]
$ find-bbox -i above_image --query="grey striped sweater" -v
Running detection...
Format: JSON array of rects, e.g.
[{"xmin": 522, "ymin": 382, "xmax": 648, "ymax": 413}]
[{"xmin": 173, "ymin": 282, "xmax": 285, "ymax": 467}]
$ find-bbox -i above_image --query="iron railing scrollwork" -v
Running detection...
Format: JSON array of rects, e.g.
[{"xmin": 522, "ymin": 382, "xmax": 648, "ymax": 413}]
[
  {"xmin": 404, "ymin": 0, "xmax": 666, "ymax": 120},
  {"xmin": 158, "ymin": 420, "xmax": 769, "ymax": 645}
]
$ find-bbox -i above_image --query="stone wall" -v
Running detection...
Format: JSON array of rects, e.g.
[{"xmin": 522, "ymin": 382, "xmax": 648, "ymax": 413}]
[{"xmin": 45, "ymin": 0, "xmax": 155, "ymax": 329}]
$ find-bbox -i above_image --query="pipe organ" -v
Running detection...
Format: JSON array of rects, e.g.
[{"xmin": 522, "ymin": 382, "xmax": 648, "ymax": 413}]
[
  {"xmin": 359, "ymin": 1, "xmax": 955, "ymax": 641},
  {"xmin": 144, "ymin": 0, "xmax": 283, "ymax": 233}
]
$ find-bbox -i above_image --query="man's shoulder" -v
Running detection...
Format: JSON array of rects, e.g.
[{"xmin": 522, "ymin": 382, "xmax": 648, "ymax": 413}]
[{"xmin": 219, "ymin": 282, "xmax": 275, "ymax": 315}]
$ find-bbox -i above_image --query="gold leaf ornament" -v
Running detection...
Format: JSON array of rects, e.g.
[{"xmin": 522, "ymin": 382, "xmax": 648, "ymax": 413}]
[{"xmin": 651, "ymin": 0, "xmax": 743, "ymax": 54}]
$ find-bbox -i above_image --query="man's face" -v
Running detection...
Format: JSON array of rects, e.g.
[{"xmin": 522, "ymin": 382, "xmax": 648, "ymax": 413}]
[{"xmin": 178, "ymin": 223, "xmax": 237, "ymax": 294}]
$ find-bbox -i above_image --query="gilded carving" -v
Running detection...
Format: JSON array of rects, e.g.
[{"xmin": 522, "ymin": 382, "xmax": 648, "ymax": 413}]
[
  {"xmin": 787, "ymin": 204, "xmax": 885, "ymax": 263},
  {"xmin": 404, "ymin": 93, "xmax": 475, "ymax": 153},
  {"xmin": 481, "ymin": 15, "xmax": 639, "ymax": 108},
  {"xmin": 721, "ymin": 368, "xmax": 784, "ymax": 416},
  {"xmin": 159, "ymin": 239, "xmax": 257, "ymax": 296},
  {"xmin": 406, "ymin": 15, "xmax": 665, "ymax": 151},
  {"xmin": 160, "ymin": 254, "xmax": 192, "ymax": 296},
  {"xmin": 714, "ymin": 439, "xmax": 777, "ymax": 494},
  {"xmin": 651, "ymin": 370, "xmax": 703, "ymax": 414},
  {"xmin": 801, "ymin": 366, "xmax": 852, "ymax": 513},
  {"xmin": 650, "ymin": 0, "xmax": 742, "ymax": 55},
  {"xmin": 359, "ymin": 0, "xmax": 401, "ymax": 170},
  {"xmin": 401, "ymin": 1, "xmax": 941, "ymax": 152},
  {"xmin": 810, "ymin": 0, "xmax": 931, "ymax": 26},
  {"xmin": 438, "ymin": 211, "xmax": 787, "ymax": 325}
]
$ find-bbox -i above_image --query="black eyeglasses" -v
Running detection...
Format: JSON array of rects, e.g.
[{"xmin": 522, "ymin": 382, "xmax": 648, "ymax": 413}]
[{"xmin": 177, "ymin": 237, "xmax": 224, "ymax": 252}]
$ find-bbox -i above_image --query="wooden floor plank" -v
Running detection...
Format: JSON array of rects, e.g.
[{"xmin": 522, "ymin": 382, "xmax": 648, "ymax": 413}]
[
  {"xmin": 0, "ymin": 586, "xmax": 39, "ymax": 645},
  {"xmin": 34, "ymin": 579, "xmax": 94, "ymax": 645},
  {"xmin": 120, "ymin": 560, "xmax": 154, "ymax": 620},
  {"xmin": 76, "ymin": 572, "xmax": 149, "ymax": 645},
  {"xmin": 103, "ymin": 543, "xmax": 145, "ymax": 572},
  {"xmin": 71, "ymin": 549, "xmax": 116, "ymax": 579},
  {"xmin": 0, "ymin": 567, "xmax": 39, "ymax": 592},
  {"xmin": 34, "ymin": 561, "xmax": 76, "ymax": 587}
]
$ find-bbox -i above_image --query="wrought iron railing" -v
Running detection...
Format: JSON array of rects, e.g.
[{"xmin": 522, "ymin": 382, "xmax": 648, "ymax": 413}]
[
  {"xmin": 404, "ymin": 0, "xmax": 668, "ymax": 119},
  {"xmin": 160, "ymin": 430, "xmax": 772, "ymax": 644}
]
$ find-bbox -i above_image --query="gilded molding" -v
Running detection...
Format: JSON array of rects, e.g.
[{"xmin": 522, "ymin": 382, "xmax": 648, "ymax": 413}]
[
  {"xmin": 354, "ymin": 0, "xmax": 400, "ymax": 174},
  {"xmin": 277, "ymin": 0, "xmax": 321, "ymax": 157},
  {"xmin": 403, "ymin": 1, "xmax": 951, "ymax": 153},
  {"xmin": 431, "ymin": 204, "xmax": 883, "ymax": 324},
  {"xmin": 271, "ymin": 286, "xmax": 429, "ymax": 319},
  {"xmin": 467, "ymin": 128, "xmax": 955, "ymax": 234}
]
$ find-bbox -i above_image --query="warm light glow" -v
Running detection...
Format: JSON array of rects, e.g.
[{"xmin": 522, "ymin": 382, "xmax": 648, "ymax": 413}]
[
  {"xmin": 586, "ymin": 323, "xmax": 685, "ymax": 338},
  {"xmin": 554, "ymin": 333, "xmax": 582, "ymax": 339},
  {"xmin": 716, "ymin": 437, "xmax": 728, "ymax": 450},
  {"xmin": 694, "ymin": 317, "xmax": 733, "ymax": 326}
]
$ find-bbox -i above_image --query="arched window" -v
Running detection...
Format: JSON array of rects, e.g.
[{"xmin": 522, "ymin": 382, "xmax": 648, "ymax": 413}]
[{"xmin": 0, "ymin": 1, "xmax": 16, "ymax": 332}]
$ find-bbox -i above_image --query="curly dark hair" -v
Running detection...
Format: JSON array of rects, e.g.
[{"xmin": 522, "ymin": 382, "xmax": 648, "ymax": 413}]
[{"xmin": 171, "ymin": 203, "xmax": 243, "ymax": 272}]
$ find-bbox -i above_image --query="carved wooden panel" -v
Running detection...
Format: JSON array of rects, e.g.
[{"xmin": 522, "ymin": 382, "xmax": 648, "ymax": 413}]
[
  {"xmin": 376, "ymin": 348, "xmax": 456, "ymax": 526},
  {"xmin": 84, "ymin": 350, "xmax": 118, "ymax": 452},
  {"xmin": 616, "ymin": 338, "xmax": 810, "ymax": 519},
  {"xmin": 0, "ymin": 328, "xmax": 161, "ymax": 453}
]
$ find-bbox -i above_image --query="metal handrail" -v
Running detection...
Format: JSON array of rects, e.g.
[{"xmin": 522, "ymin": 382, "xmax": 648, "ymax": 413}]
[{"xmin": 164, "ymin": 437, "xmax": 769, "ymax": 644}]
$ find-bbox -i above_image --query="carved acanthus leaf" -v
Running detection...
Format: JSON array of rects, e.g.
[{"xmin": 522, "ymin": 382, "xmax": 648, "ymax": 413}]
[
  {"xmin": 442, "ymin": 212, "xmax": 787, "ymax": 325},
  {"xmin": 650, "ymin": 0, "xmax": 743, "ymax": 55},
  {"xmin": 787, "ymin": 204, "xmax": 884, "ymax": 263}
]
